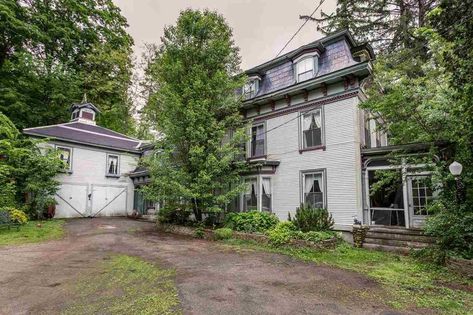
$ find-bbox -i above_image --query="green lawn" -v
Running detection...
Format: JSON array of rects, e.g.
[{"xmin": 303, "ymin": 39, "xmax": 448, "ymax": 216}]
[
  {"xmin": 0, "ymin": 220, "xmax": 65, "ymax": 246},
  {"xmin": 223, "ymin": 239, "xmax": 473, "ymax": 315},
  {"xmin": 64, "ymin": 255, "xmax": 181, "ymax": 315}
]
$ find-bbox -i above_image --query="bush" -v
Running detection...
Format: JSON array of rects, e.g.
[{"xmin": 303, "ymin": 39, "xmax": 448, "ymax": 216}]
[
  {"xmin": 224, "ymin": 211, "xmax": 279, "ymax": 233},
  {"xmin": 0, "ymin": 207, "xmax": 28, "ymax": 224},
  {"xmin": 424, "ymin": 201, "xmax": 473, "ymax": 260},
  {"xmin": 291, "ymin": 204, "xmax": 334, "ymax": 232},
  {"xmin": 193, "ymin": 226, "xmax": 205, "ymax": 239},
  {"xmin": 214, "ymin": 227, "xmax": 233, "ymax": 240},
  {"xmin": 295, "ymin": 230, "xmax": 338, "ymax": 243},
  {"xmin": 266, "ymin": 221, "xmax": 297, "ymax": 246},
  {"xmin": 158, "ymin": 204, "xmax": 192, "ymax": 225}
]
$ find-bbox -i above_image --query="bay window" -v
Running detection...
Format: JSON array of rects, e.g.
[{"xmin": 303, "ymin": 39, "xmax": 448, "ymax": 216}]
[
  {"xmin": 261, "ymin": 178, "xmax": 271, "ymax": 212},
  {"xmin": 244, "ymin": 178, "xmax": 258, "ymax": 211}
]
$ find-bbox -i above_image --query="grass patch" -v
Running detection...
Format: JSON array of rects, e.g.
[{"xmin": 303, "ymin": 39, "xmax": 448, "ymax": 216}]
[
  {"xmin": 222, "ymin": 239, "xmax": 473, "ymax": 314},
  {"xmin": 63, "ymin": 255, "xmax": 181, "ymax": 315},
  {"xmin": 0, "ymin": 220, "xmax": 64, "ymax": 246}
]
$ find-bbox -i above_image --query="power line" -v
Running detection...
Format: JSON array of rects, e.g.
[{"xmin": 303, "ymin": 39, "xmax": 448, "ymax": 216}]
[{"xmin": 275, "ymin": 0, "xmax": 326, "ymax": 58}]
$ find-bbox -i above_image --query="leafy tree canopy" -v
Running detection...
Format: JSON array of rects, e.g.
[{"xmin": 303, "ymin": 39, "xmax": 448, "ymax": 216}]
[
  {"xmin": 0, "ymin": 0, "xmax": 136, "ymax": 135},
  {"xmin": 141, "ymin": 9, "xmax": 247, "ymax": 221}
]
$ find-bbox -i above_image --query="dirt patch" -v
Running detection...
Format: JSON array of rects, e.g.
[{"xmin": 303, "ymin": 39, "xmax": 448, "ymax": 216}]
[{"xmin": 0, "ymin": 218, "xmax": 409, "ymax": 314}]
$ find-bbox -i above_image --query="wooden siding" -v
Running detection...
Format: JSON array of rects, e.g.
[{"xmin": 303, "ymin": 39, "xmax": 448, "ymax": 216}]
[{"xmin": 261, "ymin": 93, "xmax": 363, "ymax": 228}]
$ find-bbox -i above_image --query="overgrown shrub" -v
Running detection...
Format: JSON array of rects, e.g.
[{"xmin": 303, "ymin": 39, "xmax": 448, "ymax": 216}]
[
  {"xmin": 295, "ymin": 230, "xmax": 339, "ymax": 243},
  {"xmin": 424, "ymin": 201, "xmax": 473, "ymax": 260},
  {"xmin": 0, "ymin": 207, "xmax": 28, "ymax": 224},
  {"xmin": 291, "ymin": 204, "xmax": 334, "ymax": 232},
  {"xmin": 193, "ymin": 226, "xmax": 205, "ymax": 239},
  {"xmin": 214, "ymin": 227, "xmax": 233, "ymax": 240},
  {"xmin": 158, "ymin": 204, "xmax": 192, "ymax": 225},
  {"xmin": 266, "ymin": 221, "xmax": 297, "ymax": 246},
  {"xmin": 224, "ymin": 211, "xmax": 279, "ymax": 233}
]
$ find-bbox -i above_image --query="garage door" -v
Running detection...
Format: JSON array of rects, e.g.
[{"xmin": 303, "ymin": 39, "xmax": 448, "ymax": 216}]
[
  {"xmin": 55, "ymin": 183, "xmax": 89, "ymax": 218},
  {"xmin": 90, "ymin": 185, "xmax": 128, "ymax": 217}
]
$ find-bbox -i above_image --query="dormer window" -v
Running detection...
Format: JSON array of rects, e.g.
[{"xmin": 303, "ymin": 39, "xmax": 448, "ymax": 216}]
[
  {"xmin": 243, "ymin": 75, "xmax": 261, "ymax": 99},
  {"xmin": 294, "ymin": 51, "xmax": 320, "ymax": 83}
]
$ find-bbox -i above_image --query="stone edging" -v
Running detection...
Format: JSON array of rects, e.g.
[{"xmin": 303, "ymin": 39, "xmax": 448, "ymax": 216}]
[{"xmin": 156, "ymin": 222, "xmax": 338, "ymax": 250}]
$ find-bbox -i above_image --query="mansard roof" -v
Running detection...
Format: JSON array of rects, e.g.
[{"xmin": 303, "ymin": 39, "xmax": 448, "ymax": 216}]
[
  {"xmin": 242, "ymin": 30, "xmax": 374, "ymax": 104},
  {"xmin": 23, "ymin": 122, "xmax": 145, "ymax": 153}
]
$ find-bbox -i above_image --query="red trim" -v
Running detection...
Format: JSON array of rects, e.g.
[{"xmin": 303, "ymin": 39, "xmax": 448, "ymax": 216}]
[
  {"xmin": 285, "ymin": 94, "xmax": 291, "ymax": 106},
  {"xmin": 321, "ymin": 83, "xmax": 328, "ymax": 96},
  {"xmin": 252, "ymin": 91, "xmax": 359, "ymax": 122},
  {"xmin": 299, "ymin": 145, "xmax": 326, "ymax": 154}
]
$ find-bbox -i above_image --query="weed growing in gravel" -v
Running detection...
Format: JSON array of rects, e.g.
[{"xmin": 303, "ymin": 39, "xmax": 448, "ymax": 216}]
[
  {"xmin": 222, "ymin": 239, "xmax": 473, "ymax": 314},
  {"xmin": 63, "ymin": 255, "xmax": 181, "ymax": 315}
]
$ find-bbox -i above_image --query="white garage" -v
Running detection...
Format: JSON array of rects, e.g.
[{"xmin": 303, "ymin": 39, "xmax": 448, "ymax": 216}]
[{"xmin": 23, "ymin": 102, "xmax": 144, "ymax": 218}]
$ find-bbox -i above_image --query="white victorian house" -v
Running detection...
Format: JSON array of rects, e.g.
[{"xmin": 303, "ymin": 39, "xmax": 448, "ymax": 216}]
[{"xmin": 23, "ymin": 102, "xmax": 145, "ymax": 218}]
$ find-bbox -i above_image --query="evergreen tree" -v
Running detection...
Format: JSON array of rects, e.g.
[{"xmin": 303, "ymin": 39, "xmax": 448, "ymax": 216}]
[
  {"xmin": 314, "ymin": 0, "xmax": 437, "ymax": 52},
  {"xmin": 141, "ymin": 9, "xmax": 247, "ymax": 221}
]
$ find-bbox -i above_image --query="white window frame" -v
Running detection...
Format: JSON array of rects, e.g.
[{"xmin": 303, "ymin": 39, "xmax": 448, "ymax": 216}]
[
  {"xmin": 80, "ymin": 108, "xmax": 95, "ymax": 120},
  {"xmin": 56, "ymin": 145, "xmax": 73, "ymax": 172},
  {"xmin": 300, "ymin": 169, "xmax": 327, "ymax": 209},
  {"xmin": 106, "ymin": 153, "xmax": 120, "ymax": 177},
  {"xmin": 248, "ymin": 122, "xmax": 266, "ymax": 158},
  {"xmin": 294, "ymin": 52, "xmax": 319, "ymax": 83},
  {"xmin": 299, "ymin": 107, "xmax": 325, "ymax": 150},
  {"xmin": 243, "ymin": 80, "xmax": 259, "ymax": 99}
]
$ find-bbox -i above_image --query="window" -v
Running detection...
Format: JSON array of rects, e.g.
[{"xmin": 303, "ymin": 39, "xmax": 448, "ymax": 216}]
[
  {"xmin": 71, "ymin": 110, "xmax": 79, "ymax": 120},
  {"xmin": 302, "ymin": 171, "xmax": 325, "ymax": 208},
  {"xmin": 243, "ymin": 79, "xmax": 259, "ymax": 99},
  {"xmin": 244, "ymin": 178, "xmax": 258, "ymax": 211},
  {"xmin": 106, "ymin": 154, "xmax": 119, "ymax": 176},
  {"xmin": 411, "ymin": 176, "xmax": 433, "ymax": 216},
  {"xmin": 261, "ymin": 178, "xmax": 271, "ymax": 212},
  {"xmin": 302, "ymin": 108, "xmax": 322, "ymax": 149},
  {"xmin": 57, "ymin": 146, "xmax": 72, "ymax": 171},
  {"xmin": 250, "ymin": 124, "xmax": 265, "ymax": 157},
  {"xmin": 296, "ymin": 57, "xmax": 315, "ymax": 82}
]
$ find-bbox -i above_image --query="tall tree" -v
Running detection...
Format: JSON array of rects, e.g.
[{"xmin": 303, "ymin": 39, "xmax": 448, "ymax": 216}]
[
  {"xmin": 313, "ymin": 0, "xmax": 437, "ymax": 52},
  {"xmin": 142, "ymin": 9, "xmax": 247, "ymax": 221},
  {"xmin": 0, "ymin": 0, "xmax": 135, "ymax": 134}
]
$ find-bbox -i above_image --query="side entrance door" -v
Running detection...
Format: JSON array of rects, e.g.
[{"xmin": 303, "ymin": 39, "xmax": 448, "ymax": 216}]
[{"xmin": 407, "ymin": 175, "xmax": 433, "ymax": 228}]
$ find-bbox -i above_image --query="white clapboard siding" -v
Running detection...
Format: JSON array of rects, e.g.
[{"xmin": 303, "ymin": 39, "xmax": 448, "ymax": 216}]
[
  {"xmin": 44, "ymin": 142, "xmax": 139, "ymax": 218},
  {"xmin": 265, "ymin": 95, "xmax": 363, "ymax": 229}
]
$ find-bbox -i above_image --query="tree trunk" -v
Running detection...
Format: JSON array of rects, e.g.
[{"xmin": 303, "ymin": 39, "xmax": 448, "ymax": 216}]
[{"xmin": 192, "ymin": 198, "xmax": 202, "ymax": 221}]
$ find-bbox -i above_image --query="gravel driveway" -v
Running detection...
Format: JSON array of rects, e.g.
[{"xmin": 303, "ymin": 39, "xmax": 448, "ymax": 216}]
[{"xmin": 0, "ymin": 218, "xmax": 403, "ymax": 315}]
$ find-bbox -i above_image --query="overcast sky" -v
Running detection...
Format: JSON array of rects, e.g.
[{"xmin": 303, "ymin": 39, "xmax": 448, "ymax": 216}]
[{"xmin": 114, "ymin": 0, "xmax": 337, "ymax": 70}]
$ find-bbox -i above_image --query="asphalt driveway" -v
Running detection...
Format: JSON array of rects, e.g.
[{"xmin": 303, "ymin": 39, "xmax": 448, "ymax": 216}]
[{"xmin": 0, "ymin": 218, "xmax": 403, "ymax": 315}]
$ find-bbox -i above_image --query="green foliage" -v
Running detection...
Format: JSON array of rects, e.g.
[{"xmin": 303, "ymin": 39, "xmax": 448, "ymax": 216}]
[
  {"xmin": 267, "ymin": 221, "xmax": 338, "ymax": 246},
  {"xmin": 317, "ymin": 1, "xmax": 436, "ymax": 52},
  {"xmin": 157, "ymin": 204, "xmax": 192, "ymax": 225},
  {"xmin": 0, "ymin": 220, "xmax": 64, "ymax": 246},
  {"xmin": 292, "ymin": 204, "xmax": 334, "ymax": 232},
  {"xmin": 141, "ymin": 9, "xmax": 247, "ymax": 221},
  {"xmin": 0, "ymin": 0, "xmax": 136, "ymax": 135},
  {"xmin": 1, "ymin": 207, "xmax": 28, "ymax": 225},
  {"xmin": 224, "ymin": 211, "xmax": 279, "ymax": 233},
  {"xmin": 64, "ymin": 255, "xmax": 181, "ymax": 314},
  {"xmin": 294, "ymin": 230, "xmax": 339, "ymax": 243},
  {"xmin": 224, "ymin": 240, "xmax": 473, "ymax": 314},
  {"xmin": 0, "ymin": 113, "xmax": 62, "ymax": 218},
  {"xmin": 424, "ymin": 201, "xmax": 473, "ymax": 260},
  {"xmin": 214, "ymin": 227, "xmax": 233, "ymax": 240},
  {"xmin": 193, "ymin": 226, "xmax": 205, "ymax": 239},
  {"xmin": 266, "ymin": 221, "xmax": 297, "ymax": 246}
]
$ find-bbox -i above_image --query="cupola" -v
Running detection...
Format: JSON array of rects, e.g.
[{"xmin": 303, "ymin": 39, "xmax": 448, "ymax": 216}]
[{"xmin": 70, "ymin": 96, "xmax": 100, "ymax": 125}]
